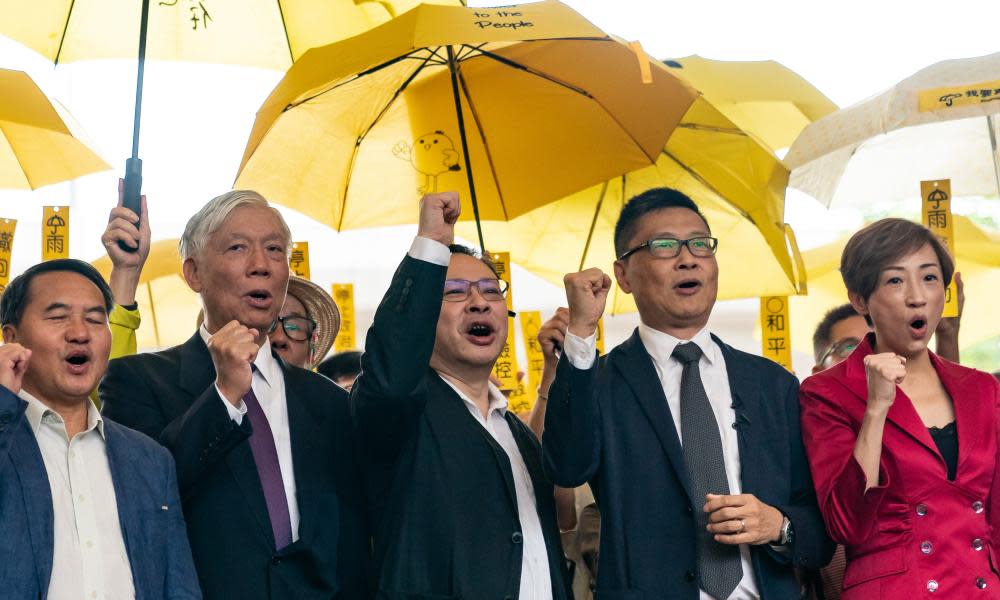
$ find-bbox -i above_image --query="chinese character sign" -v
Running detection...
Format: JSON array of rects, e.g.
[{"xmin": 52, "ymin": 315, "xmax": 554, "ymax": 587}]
[
  {"xmin": 490, "ymin": 252, "xmax": 520, "ymax": 392},
  {"xmin": 516, "ymin": 311, "xmax": 545, "ymax": 413},
  {"xmin": 921, "ymin": 179, "xmax": 958, "ymax": 317},
  {"xmin": 760, "ymin": 296, "xmax": 792, "ymax": 371},
  {"xmin": 332, "ymin": 284, "xmax": 355, "ymax": 352},
  {"xmin": 0, "ymin": 219, "xmax": 17, "ymax": 294},
  {"xmin": 42, "ymin": 206, "xmax": 69, "ymax": 261},
  {"xmin": 289, "ymin": 241, "xmax": 311, "ymax": 280},
  {"xmin": 918, "ymin": 79, "xmax": 1000, "ymax": 112}
]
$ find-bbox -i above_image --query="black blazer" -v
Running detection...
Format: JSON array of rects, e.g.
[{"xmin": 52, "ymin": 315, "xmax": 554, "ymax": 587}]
[
  {"xmin": 100, "ymin": 333, "xmax": 371, "ymax": 600},
  {"xmin": 543, "ymin": 331, "xmax": 833, "ymax": 599},
  {"xmin": 351, "ymin": 255, "xmax": 572, "ymax": 600}
]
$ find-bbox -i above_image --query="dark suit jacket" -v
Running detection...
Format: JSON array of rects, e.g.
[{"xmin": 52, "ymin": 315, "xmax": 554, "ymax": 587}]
[
  {"xmin": 100, "ymin": 334, "xmax": 370, "ymax": 600},
  {"xmin": 0, "ymin": 386, "xmax": 201, "ymax": 600},
  {"xmin": 351, "ymin": 255, "xmax": 572, "ymax": 599},
  {"xmin": 800, "ymin": 334, "xmax": 1000, "ymax": 599},
  {"xmin": 543, "ymin": 330, "xmax": 833, "ymax": 599}
]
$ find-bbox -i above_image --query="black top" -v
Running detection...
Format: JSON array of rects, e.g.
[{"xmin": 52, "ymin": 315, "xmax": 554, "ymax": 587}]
[{"xmin": 929, "ymin": 421, "xmax": 958, "ymax": 481}]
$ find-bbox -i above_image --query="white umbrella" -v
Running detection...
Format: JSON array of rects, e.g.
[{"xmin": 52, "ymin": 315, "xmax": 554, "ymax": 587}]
[{"xmin": 785, "ymin": 52, "xmax": 1000, "ymax": 207}]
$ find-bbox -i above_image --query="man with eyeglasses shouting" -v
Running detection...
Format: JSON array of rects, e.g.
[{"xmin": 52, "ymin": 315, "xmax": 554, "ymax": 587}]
[
  {"xmin": 542, "ymin": 187, "xmax": 833, "ymax": 599},
  {"xmin": 351, "ymin": 192, "xmax": 572, "ymax": 599}
]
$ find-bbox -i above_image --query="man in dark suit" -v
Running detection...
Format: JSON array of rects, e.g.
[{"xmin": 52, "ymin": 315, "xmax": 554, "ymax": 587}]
[
  {"xmin": 543, "ymin": 188, "xmax": 833, "ymax": 599},
  {"xmin": 100, "ymin": 190, "xmax": 369, "ymax": 600},
  {"xmin": 352, "ymin": 192, "xmax": 571, "ymax": 599},
  {"xmin": 0, "ymin": 259, "xmax": 200, "ymax": 599}
]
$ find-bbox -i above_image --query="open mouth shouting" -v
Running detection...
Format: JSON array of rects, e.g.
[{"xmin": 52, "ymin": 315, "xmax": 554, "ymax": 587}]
[
  {"xmin": 244, "ymin": 289, "xmax": 274, "ymax": 310},
  {"xmin": 464, "ymin": 321, "xmax": 497, "ymax": 346},
  {"xmin": 674, "ymin": 278, "xmax": 703, "ymax": 296},
  {"xmin": 908, "ymin": 315, "xmax": 929, "ymax": 339},
  {"xmin": 64, "ymin": 349, "xmax": 92, "ymax": 375}
]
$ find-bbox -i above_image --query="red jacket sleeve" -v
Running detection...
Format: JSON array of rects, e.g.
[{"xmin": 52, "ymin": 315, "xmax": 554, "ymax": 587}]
[{"xmin": 799, "ymin": 375, "xmax": 891, "ymax": 546}]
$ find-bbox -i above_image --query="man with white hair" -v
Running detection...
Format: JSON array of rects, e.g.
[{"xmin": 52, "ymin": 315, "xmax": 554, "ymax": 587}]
[{"xmin": 100, "ymin": 190, "xmax": 371, "ymax": 600}]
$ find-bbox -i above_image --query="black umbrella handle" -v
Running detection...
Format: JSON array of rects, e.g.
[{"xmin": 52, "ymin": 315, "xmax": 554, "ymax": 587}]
[
  {"xmin": 118, "ymin": 159, "xmax": 143, "ymax": 253},
  {"xmin": 120, "ymin": 0, "xmax": 151, "ymax": 254}
]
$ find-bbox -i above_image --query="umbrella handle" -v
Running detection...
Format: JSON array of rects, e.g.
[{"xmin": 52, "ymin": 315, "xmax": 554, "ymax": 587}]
[{"xmin": 118, "ymin": 157, "xmax": 143, "ymax": 253}]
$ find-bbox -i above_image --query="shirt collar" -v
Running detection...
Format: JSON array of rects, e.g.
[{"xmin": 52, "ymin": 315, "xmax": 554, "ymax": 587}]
[
  {"xmin": 637, "ymin": 322, "xmax": 717, "ymax": 367},
  {"xmin": 436, "ymin": 372, "xmax": 510, "ymax": 417},
  {"xmin": 20, "ymin": 389, "xmax": 105, "ymax": 438},
  {"xmin": 200, "ymin": 324, "xmax": 280, "ymax": 386}
]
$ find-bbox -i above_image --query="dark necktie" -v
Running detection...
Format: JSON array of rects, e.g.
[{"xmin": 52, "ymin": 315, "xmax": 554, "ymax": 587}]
[
  {"xmin": 672, "ymin": 342, "xmax": 743, "ymax": 599},
  {"xmin": 242, "ymin": 384, "xmax": 293, "ymax": 550}
]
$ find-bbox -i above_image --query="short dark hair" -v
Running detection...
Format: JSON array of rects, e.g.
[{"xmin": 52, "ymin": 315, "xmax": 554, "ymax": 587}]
[
  {"xmin": 1, "ymin": 259, "xmax": 114, "ymax": 327},
  {"xmin": 317, "ymin": 350, "xmax": 362, "ymax": 381},
  {"xmin": 812, "ymin": 303, "xmax": 862, "ymax": 362},
  {"xmin": 613, "ymin": 187, "xmax": 711, "ymax": 258},
  {"xmin": 840, "ymin": 218, "xmax": 955, "ymax": 325},
  {"xmin": 448, "ymin": 244, "xmax": 501, "ymax": 279}
]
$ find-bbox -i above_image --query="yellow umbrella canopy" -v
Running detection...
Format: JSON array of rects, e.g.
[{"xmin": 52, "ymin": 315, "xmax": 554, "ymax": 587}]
[
  {"xmin": 459, "ymin": 96, "xmax": 805, "ymax": 314},
  {"xmin": 234, "ymin": 1, "xmax": 699, "ymax": 245},
  {"xmin": 92, "ymin": 238, "xmax": 200, "ymax": 351},
  {"xmin": 789, "ymin": 215, "xmax": 1000, "ymax": 354},
  {"xmin": 0, "ymin": 68, "xmax": 110, "ymax": 189},
  {"xmin": 0, "ymin": 0, "xmax": 457, "ymax": 70}
]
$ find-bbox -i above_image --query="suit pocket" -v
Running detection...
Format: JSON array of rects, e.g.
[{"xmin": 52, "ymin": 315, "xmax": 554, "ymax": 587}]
[
  {"xmin": 594, "ymin": 591, "xmax": 644, "ymax": 600},
  {"xmin": 842, "ymin": 545, "xmax": 906, "ymax": 589}
]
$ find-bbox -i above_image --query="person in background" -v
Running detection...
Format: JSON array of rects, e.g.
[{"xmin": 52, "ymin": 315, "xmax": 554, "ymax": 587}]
[
  {"xmin": 266, "ymin": 276, "xmax": 339, "ymax": 370},
  {"xmin": 0, "ymin": 259, "xmax": 201, "ymax": 599},
  {"xmin": 800, "ymin": 218, "xmax": 1000, "ymax": 598},
  {"xmin": 317, "ymin": 351, "xmax": 362, "ymax": 391}
]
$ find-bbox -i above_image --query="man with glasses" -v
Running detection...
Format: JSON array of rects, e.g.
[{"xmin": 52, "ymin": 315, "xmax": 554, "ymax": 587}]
[
  {"xmin": 268, "ymin": 275, "xmax": 340, "ymax": 371},
  {"xmin": 351, "ymin": 192, "xmax": 571, "ymax": 599},
  {"xmin": 542, "ymin": 187, "xmax": 832, "ymax": 599}
]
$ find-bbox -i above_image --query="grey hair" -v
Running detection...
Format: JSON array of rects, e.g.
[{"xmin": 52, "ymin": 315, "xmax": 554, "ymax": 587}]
[{"xmin": 179, "ymin": 190, "xmax": 292, "ymax": 260}]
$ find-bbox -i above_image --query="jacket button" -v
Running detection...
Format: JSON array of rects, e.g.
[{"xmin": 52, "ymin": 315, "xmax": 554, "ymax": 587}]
[
  {"xmin": 921, "ymin": 541, "xmax": 933, "ymax": 554},
  {"xmin": 684, "ymin": 569, "xmax": 696, "ymax": 582},
  {"xmin": 404, "ymin": 279, "xmax": 413, "ymax": 287},
  {"xmin": 977, "ymin": 577, "xmax": 988, "ymax": 589},
  {"xmin": 927, "ymin": 580, "xmax": 939, "ymax": 592},
  {"xmin": 916, "ymin": 503, "xmax": 928, "ymax": 516},
  {"xmin": 511, "ymin": 532, "xmax": 523, "ymax": 544},
  {"xmin": 973, "ymin": 501, "xmax": 985, "ymax": 514},
  {"xmin": 973, "ymin": 538, "xmax": 985, "ymax": 551}
]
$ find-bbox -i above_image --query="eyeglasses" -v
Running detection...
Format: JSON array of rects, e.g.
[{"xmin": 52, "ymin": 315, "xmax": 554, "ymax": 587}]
[
  {"xmin": 818, "ymin": 337, "xmax": 860, "ymax": 369},
  {"xmin": 269, "ymin": 315, "xmax": 316, "ymax": 341},
  {"xmin": 443, "ymin": 278, "xmax": 509, "ymax": 303},
  {"xmin": 617, "ymin": 236, "xmax": 719, "ymax": 261}
]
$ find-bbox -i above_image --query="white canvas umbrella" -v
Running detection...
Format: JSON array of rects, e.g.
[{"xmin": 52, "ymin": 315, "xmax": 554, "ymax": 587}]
[{"xmin": 785, "ymin": 52, "xmax": 1000, "ymax": 207}]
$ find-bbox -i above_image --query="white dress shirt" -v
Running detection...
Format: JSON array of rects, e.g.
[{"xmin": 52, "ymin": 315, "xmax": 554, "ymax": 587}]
[
  {"xmin": 202, "ymin": 327, "xmax": 300, "ymax": 543},
  {"xmin": 409, "ymin": 235, "xmax": 553, "ymax": 599},
  {"xmin": 440, "ymin": 377, "xmax": 553, "ymax": 600},
  {"xmin": 22, "ymin": 391, "xmax": 136, "ymax": 600},
  {"xmin": 564, "ymin": 324, "xmax": 761, "ymax": 600}
]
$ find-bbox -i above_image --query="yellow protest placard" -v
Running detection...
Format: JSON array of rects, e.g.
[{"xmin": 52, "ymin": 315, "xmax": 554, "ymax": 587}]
[
  {"xmin": 595, "ymin": 317, "xmax": 606, "ymax": 355},
  {"xmin": 514, "ymin": 310, "xmax": 545, "ymax": 413},
  {"xmin": 760, "ymin": 296, "xmax": 792, "ymax": 371},
  {"xmin": 289, "ymin": 241, "xmax": 311, "ymax": 280},
  {"xmin": 0, "ymin": 219, "xmax": 17, "ymax": 294},
  {"xmin": 42, "ymin": 206, "xmax": 69, "ymax": 261},
  {"xmin": 921, "ymin": 179, "xmax": 959, "ymax": 317},
  {"xmin": 490, "ymin": 251, "xmax": 521, "ymax": 394},
  {"xmin": 331, "ymin": 283, "xmax": 356, "ymax": 352},
  {"xmin": 918, "ymin": 79, "xmax": 1000, "ymax": 112}
]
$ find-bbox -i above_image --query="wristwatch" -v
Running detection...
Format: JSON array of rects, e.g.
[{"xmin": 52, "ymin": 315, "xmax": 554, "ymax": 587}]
[{"xmin": 778, "ymin": 516, "xmax": 794, "ymax": 546}]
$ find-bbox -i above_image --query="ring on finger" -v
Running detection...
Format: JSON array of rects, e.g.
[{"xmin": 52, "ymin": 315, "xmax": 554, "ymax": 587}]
[{"xmin": 738, "ymin": 518, "xmax": 746, "ymax": 533}]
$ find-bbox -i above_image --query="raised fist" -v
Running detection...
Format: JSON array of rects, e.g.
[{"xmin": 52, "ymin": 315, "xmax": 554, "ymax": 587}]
[
  {"xmin": 417, "ymin": 192, "xmax": 461, "ymax": 247},
  {"xmin": 564, "ymin": 268, "xmax": 612, "ymax": 338},
  {"xmin": 207, "ymin": 321, "xmax": 260, "ymax": 406}
]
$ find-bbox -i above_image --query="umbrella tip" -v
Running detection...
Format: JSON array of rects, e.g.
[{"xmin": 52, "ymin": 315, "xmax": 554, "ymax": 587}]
[{"xmin": 663, "ymin": 59, "xmax": 683, "ymax": 68}]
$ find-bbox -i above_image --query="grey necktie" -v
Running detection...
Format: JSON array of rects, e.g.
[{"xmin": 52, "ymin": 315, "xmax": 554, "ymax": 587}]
[{"xmin": 672, "ymin": 342, "xmax": 743, "ymax": 599}]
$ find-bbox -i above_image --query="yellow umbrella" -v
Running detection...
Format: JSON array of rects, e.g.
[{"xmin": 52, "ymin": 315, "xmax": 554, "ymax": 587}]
[
  {"xmin": 789, "ymin": 215, "xmax": 1000, "ymax": 353},
  {"xmin": 1, "ymin": 68, "xmax": 110, "ymax": 189},
  {"xmin": 234, "ymin": 0, "xmax": 700, "ymax": 249},
  {"xmin": 92, "ymin": 238, "xmax": 200, "ymax": 351}
]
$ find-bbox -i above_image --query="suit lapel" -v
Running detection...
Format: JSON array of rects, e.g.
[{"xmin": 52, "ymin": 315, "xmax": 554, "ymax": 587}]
[
  {"xmin": 612, "ymin": 331, "xmax": 694, "ymax": 505},
  {"xmin": 178, "ymin": 332, "xmax": 216, "ymax": 398},
  {"xmin": 715, "ymin": 337, "xmax": 762, "ymax": 497},
  {"xmin": 932, "ymin": 353, "xmax": 990, "ymax": 479},
  {"xmin": 105, "ymin": 423, "xmax": 149, "ymax": 600},
  {"xmin": 9, "ymin": 420, "xmax": 54, "ymax": 595},
  {"xmin": 281, "ymin": 361, "xmax": 322, "ymax": 545}
]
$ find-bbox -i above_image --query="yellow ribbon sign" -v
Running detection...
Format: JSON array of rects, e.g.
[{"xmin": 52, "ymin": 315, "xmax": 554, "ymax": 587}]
[
  {"xmin": 921, "ymin": 179, "xmax": 959, "ymax": 317},
  {"xmin": 918, "ymin": 79, "xmax": 1000, "ymax": 112},
  {"xmin": 518, "ymin": 310, "xmax": 544, "ymax": 412},
  {"xmin": 332, "ymin": 283, "xmax": 356, "ymax": 352},
  {"xmin": 760, "ymin": 296, "xmax": 792, "ymax": 371},
  {"xmin": 290, "ymin": 241, "xmax": 311, "ymax": 280},
  {"xmin": 490, "ymin": 251, "xmax": 522, "ymax": 396},
  {"xmin": 0, "ymin": 219, "xmax": 17, "ymax": 294},
  {"xmin": 42, "ymin": 206, "xmax": 69, "ymax": 261}
]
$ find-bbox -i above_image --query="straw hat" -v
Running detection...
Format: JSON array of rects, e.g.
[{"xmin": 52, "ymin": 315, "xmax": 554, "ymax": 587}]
[{"xmin": 196, "ymin": 275, "xmax": 340, "ymax": 370}]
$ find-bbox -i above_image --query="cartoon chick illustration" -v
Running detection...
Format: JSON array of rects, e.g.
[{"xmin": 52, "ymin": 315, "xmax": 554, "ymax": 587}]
[{"xmin": 393, "ymin": 130, "xmax": 461, "ymax": 193}]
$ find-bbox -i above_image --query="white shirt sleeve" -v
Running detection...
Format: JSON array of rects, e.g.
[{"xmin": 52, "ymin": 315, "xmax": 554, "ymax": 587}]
[
  {"xmin": 408, "ymin": 236, "xmax": 451, "ymax": 266},
  {"xmin": 563, "ymin": 330, "xmax": 598, "ymax": 370},
  {"xmin": 215, "ymin": 384, "xmax": 248, "ymax": 425}
]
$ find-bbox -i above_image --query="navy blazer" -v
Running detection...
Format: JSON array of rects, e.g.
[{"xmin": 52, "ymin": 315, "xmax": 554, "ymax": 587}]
[
  {"xmin": 542, "ymin": 330, "xmax": 833, "ymax": 599},
  {"xmin": 0, "ymin": 386, "xmax": 200, "ymax": 600}
]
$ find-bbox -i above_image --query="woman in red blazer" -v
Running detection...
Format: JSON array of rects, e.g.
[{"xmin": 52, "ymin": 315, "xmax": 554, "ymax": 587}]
[{"xmin": 800, "ymin": 218, "xmax": 1000, "ymax": 599}]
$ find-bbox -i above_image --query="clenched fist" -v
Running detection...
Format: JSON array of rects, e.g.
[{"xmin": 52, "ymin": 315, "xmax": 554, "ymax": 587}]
[
  {"xmin": 564, "ymin": 268, "xmax": 612, "ymax": 338},
  {"xmin": 417, "ymin": 192, "xmax": 461, "ymax": 247},
  {"xmin": 207, "ymin": 321, "xmax": 260, "ymax": 406},
  {"xmin": 864, "ymin": 352, "xmax": 906, "ymax": 410},
  {"xmin": 0, "ymin": 343, "xmax": 31, "ymax": 394}
]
